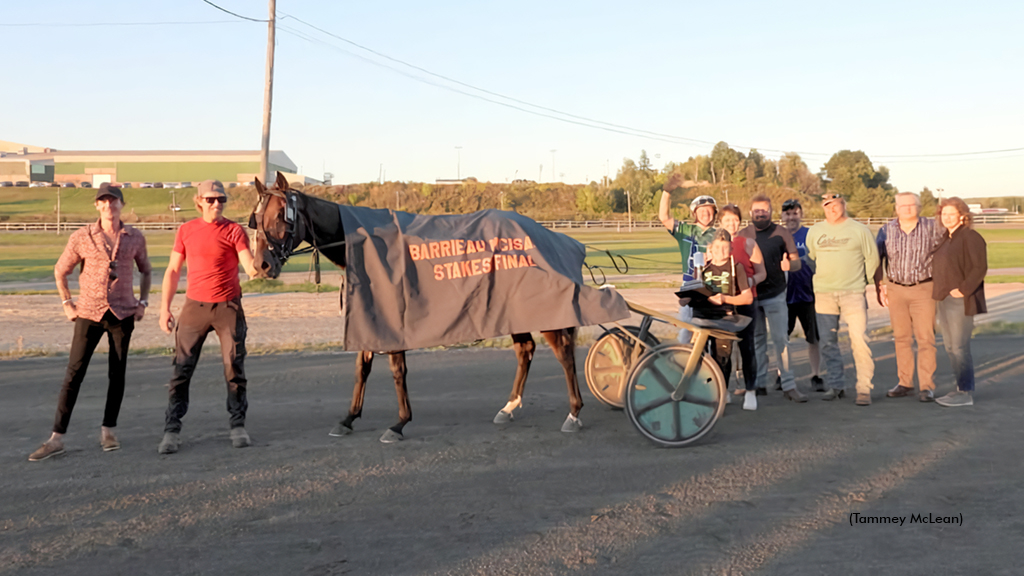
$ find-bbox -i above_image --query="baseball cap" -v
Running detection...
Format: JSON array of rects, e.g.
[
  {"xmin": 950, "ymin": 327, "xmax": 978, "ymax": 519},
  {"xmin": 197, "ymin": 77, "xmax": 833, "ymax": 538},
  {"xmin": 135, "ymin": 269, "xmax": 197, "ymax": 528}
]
[
  {"xmin": 198, "ymin": 179, "xmax": 226, "ymax": 197},
  {"xmin": 95, "ymin": 183, "xmax": 124, "ymax": 202},
  {"xmin": 821, "ymin": 193, "xmax": 844, "ymax": 206}
]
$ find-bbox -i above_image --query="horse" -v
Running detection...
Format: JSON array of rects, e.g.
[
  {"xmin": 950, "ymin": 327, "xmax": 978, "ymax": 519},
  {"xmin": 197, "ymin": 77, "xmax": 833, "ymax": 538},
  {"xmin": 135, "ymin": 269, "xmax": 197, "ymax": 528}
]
[{"xmin": 248, "ymin": 172, "xmax": 585, "ymax": 443}]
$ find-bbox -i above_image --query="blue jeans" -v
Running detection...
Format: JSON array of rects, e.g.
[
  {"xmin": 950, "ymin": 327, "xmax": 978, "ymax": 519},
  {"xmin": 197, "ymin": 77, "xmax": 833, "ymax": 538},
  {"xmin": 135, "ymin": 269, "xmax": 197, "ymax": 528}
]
[
  {"xmin": 816, "ymin": 290, "xmax": 874, "ymax": 394},
  {"xmin": 935, "ymin": 297, "xmax": 975, "ymax": 392},
  {"xmin": 753, "ymin": 291, "xmax": 795, "ymax": 391}
]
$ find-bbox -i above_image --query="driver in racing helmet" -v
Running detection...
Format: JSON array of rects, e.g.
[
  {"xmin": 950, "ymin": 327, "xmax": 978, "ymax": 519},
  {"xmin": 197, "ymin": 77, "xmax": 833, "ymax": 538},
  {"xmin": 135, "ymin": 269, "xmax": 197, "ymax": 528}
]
[{"xmin": 659, "ymin": 173, "xmax": 719, "ymax": 343}]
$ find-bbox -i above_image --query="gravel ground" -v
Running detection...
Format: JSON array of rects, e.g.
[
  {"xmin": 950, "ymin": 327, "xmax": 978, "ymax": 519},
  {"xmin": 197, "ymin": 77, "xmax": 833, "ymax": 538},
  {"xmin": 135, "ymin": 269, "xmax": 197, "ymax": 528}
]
[{"xmin": 2, "ymin": 335, "xmax": 1023, "ymax": 576}]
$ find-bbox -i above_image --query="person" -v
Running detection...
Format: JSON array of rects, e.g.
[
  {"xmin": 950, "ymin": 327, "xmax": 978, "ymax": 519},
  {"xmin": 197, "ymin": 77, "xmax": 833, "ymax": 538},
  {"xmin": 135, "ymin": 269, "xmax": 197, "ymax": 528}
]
[
  {"xmin": 687, "ymin": 229, "xmax": 756, "ymax": 409},
  {"xmin": 738, "ymin": 194, "xmax": 807, "ymax": 402},
  {"xmin": 932, "ymin": 197, "xmax": 987, "ymax": 407},
  {"xmin": 875, "ymin": 192, "xmax": 939, "ymax": 402},
  {"xmin": 157, "ymin": 179, "xmax": 259, "ymax": 454},
  {"xmin": 659, "ymin": 172, "xmax": 717, "ymax": 343},
  {"xmin": 780, "ymin": 199, "xmax": 824, "ymax": 392},
  {"xmin": 29, "ymin": 183, "xmax": 152, "ymax": 461},
  {"xmin": 718, "ymin": 204, "xmax": 766, "ymax": 409},
  {"xmin": 806, "ymin": 194, "xmax": 880, "ymax": 406}
]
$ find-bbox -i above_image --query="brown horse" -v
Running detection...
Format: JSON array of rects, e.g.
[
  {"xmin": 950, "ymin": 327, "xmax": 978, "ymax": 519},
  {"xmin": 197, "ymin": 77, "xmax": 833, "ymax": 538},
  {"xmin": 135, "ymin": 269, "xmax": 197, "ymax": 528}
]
[{"xmin": 249, "ymin": 173, "xmax": 584, "ymax": 443}]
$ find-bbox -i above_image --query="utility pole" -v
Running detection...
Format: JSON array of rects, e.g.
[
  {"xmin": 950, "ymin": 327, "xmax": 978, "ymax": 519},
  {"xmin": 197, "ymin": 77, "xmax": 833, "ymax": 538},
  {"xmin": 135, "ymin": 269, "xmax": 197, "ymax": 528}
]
[
  {"xmin": 627, "ymin": 189, "xmax": 633, "ymax": 233},
  {"xmin": 56, "ymin": 187, "xmax": 61, "ymax": 234},
  {"xmin": 259, "ymin": 0, "xmax": 276, "ymax": 185},
  {"xmin": 550, "ymin": 149, "xmax": 557, "ymax": 182}
]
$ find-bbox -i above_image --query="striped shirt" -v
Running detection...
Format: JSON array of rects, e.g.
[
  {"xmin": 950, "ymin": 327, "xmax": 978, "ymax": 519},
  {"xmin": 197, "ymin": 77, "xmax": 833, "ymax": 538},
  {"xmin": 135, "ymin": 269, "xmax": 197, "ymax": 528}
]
[
  {"xmin": 876, "ymin": 217, "xmax": 938, "ymax": 286},
  {"xmin": 55, "ymin": 221, "xmax": 151, "ymax": 322}
]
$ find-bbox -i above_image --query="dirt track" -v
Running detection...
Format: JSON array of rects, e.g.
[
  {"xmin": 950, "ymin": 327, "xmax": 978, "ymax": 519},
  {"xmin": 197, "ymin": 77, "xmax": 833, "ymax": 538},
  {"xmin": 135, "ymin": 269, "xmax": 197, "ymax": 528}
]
[{"xmin": 3, "ymin": 335, "xmax": 1023, "ymax": 575}]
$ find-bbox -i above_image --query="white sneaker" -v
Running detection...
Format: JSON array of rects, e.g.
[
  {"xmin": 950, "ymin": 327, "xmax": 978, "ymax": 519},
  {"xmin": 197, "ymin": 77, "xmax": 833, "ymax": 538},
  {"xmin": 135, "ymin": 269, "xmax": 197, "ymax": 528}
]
[
  {"xmin": 725, "ymin": 390, "xmax": 732, "ymax": 404},
  {"xmin": 743, "ymin": 390, "xmax": 757, "ymax": 411}
]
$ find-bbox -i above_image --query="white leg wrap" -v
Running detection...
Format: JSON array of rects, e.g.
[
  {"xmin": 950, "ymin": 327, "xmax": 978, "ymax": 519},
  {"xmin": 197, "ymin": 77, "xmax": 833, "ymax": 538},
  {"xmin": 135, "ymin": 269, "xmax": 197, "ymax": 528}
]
[{"xmin": 501, "ymin": 396, "xmax": 522, "ymax": 414}]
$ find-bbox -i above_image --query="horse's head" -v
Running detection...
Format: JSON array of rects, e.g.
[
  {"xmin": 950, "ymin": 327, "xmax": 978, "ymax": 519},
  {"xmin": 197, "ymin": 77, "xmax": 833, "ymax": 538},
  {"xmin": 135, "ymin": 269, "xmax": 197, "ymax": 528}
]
[{"xmin": 249, "ymin": 172, "xmax": 304, "ymax": 279}]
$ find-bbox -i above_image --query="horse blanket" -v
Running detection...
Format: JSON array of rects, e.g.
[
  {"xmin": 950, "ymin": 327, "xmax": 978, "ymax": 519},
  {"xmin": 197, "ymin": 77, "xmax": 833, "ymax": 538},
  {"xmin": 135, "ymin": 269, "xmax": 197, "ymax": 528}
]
[{"xmin": 337, "ymin": 206, "xmax": 630, "ymax": 351}]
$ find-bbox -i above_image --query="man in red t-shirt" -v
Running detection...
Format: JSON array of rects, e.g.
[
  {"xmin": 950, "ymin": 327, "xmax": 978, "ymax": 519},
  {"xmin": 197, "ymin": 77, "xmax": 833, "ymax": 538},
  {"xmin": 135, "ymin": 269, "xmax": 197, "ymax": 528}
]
[{"xmin": 157, "ymin": 180, "xmax": 258, "ymax": 454}]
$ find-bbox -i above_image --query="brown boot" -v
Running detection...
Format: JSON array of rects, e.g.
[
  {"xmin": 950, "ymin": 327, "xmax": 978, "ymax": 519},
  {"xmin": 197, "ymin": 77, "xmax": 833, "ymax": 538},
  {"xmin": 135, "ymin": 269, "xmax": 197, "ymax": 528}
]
[{"xmin": 29, "ymin": 440, "xmax": 65, "ymax": 462}]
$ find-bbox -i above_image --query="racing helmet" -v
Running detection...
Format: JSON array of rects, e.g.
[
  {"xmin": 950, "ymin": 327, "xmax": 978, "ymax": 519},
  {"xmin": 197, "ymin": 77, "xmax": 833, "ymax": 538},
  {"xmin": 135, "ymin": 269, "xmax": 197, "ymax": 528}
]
[{"xmin": 689, "ymin": 195, "xmax": 718, "ymax": 215}]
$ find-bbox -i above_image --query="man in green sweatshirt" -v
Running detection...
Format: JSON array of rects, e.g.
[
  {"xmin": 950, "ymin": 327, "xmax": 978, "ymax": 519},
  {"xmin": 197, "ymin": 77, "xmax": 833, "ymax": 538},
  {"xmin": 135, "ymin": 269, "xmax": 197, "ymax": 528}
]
[{"xmin": 807, "ymin": 194, "xmax": 881, "ymax": 406}]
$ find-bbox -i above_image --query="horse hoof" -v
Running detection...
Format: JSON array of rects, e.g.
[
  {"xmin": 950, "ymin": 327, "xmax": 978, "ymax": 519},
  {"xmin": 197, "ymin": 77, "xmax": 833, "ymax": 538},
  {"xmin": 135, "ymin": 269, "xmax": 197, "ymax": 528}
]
[
  {"xmin": 561, "ymin": 414, "xmax": 583, "ymax": 433},
  {"xmin": 379, "ymin": 429, "xmax": 404, "ymax": 443},
  {"xmin": 493, "ymin": 410, "xmax": 514, "ymax": 424},
  {"xmin": 328, "ymin": 423, "xmax": 352, "ymax": 437}
]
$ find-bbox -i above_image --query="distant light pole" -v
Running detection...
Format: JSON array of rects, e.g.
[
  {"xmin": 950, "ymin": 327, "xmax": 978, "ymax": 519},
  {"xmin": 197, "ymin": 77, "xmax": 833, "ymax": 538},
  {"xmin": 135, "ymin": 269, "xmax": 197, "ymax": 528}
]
[
  {"xmin": 168, "ymin": 189, "xmax": 179, "ymax": 223},
  {"xmin": 550, "ymin": 149, "xmax": 557, "ymax": 182},
  {"xmin": 936, "ymin": 188, "xmax": 944, "ymax": 199},
  {"xmin": 455, "ymin": 146, "xmax": 463, "ymax": 180}
]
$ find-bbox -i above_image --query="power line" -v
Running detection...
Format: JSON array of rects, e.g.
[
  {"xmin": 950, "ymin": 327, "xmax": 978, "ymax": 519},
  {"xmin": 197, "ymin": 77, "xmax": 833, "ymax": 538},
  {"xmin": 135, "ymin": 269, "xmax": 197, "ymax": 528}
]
[
  {"xmin": 0, "ymin": 20, "xmax": 240, "ymax": 27},
  {"xmin": 279, "ymin": 12, "xmax": 1021, "ymax": 162},
  {"xmin": 200, "ymin": 0, "xmax": 268, "ymax": 23},
  {"xmin": 6, "ymin": 7, "xmax": 1020, "ymax": 162},
  {"xmin": 275, "ymin": 27, "xmax": 716, "ymax": 149}
]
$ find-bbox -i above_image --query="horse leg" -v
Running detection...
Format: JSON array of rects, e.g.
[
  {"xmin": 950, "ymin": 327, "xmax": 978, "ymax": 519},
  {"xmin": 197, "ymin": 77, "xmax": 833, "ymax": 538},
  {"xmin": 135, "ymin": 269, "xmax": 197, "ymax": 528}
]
[
  {"xmin": 379, "ymin": 351, "xmax": 410, "ymax": 443},
  {"xmin": 331, "ymin": 350, "xmax": 373, "ymax": 437},
  {"xmin": 543, "ymin": 328, "xmax": 584, "ymax": 433},
  {"xmin": 494, "ymin": 332, "xmax": 535, "ymax": 424}
]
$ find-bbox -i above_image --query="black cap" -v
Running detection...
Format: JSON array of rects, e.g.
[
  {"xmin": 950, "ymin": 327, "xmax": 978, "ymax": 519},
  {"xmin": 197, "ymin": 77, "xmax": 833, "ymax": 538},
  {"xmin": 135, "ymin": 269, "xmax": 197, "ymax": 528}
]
[
  {"xmin": 782, "ymin": 199, "xmax": 802, "ymax": 211},
  {"xmin": 95, "ymin": 183, "xmax": 124, "ymax": 203}
]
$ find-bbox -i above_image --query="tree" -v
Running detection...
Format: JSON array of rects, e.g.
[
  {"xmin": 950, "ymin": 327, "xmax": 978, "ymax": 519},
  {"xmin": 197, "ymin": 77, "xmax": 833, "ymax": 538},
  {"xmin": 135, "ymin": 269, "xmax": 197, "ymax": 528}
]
[{"xmin": 920, "ymin": 187, "xmax": 937, "ymax": 217}]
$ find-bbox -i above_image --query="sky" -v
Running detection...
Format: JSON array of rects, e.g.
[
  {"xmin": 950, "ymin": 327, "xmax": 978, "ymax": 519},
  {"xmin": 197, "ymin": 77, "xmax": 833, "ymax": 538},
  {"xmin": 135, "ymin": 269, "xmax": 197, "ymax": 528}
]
[{"xmin": 2, "ymin": 0, "xmax": 1022, "ymax": 198}]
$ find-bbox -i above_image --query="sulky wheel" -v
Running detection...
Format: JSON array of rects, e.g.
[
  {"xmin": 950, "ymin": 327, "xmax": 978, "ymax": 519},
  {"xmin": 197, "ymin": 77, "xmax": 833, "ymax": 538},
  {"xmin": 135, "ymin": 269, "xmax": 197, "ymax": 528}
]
[
  {"xmin": 624, "ymin": 343, "xmax": 726, "ymax": 447},
  {"xmin": 584, "ymin": 326, "xmax": 660, "ymax": 409}
]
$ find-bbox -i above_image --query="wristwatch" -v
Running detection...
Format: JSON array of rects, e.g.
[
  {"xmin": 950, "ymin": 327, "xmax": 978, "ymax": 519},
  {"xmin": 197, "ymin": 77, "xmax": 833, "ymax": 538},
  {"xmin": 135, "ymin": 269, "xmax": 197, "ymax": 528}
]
[{"xmin": 138, "ymin": 299, "xmax": 149, "ymax": 308}]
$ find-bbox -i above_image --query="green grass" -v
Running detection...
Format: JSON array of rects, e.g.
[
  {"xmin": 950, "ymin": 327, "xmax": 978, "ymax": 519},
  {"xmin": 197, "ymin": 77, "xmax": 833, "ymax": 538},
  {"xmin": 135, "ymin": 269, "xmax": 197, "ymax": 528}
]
[
  {"xmin": 986, "ymin": 275, "xmax": 1024, "ymax": 283},
  {"xmin": 1, "ymin": 223, "xmax": 1021, "ymax": 284},
  {"xmin": 973, "ymin": 321, "xmax": 1024, "ymax": 336},
  {"xmin": 0, "ymin": 230, "xmax": 318, "ymax": 282},
  {"xmin": 986, "ymin": 244, "xmax": 1024, "ymax": 269},
  {"xmin": 239, "ymin": 279, "xmax": 339, "ymax": 293},
  {"xmin": 0, "ymin": 187, "xmax": 258, "ymax": 222},
  {"xmin": 977, "ymin": 229, "xmax": 1024, "ymax": 242}
]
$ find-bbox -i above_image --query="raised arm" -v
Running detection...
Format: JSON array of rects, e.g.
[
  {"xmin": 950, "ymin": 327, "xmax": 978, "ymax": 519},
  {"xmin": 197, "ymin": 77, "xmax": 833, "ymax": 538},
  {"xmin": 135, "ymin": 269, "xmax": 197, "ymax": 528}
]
[{"xmin": 659, "ymin": 173, "xmax": 685, "ymax": 232}]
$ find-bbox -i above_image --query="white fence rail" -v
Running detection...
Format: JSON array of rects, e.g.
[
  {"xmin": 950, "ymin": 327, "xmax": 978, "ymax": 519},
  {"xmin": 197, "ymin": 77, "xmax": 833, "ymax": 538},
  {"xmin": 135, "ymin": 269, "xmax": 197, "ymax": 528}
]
[{"xmin": 2, "ymin": 214, "xmax": 1022, "ymax": 233}]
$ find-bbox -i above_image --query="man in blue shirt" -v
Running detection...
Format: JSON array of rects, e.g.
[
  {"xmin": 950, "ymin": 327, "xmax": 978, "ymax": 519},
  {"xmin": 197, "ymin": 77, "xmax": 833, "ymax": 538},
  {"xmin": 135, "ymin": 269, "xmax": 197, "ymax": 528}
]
[{"xmin": 781, "ymin": 199, "xmax": 824, "ymax": 391}]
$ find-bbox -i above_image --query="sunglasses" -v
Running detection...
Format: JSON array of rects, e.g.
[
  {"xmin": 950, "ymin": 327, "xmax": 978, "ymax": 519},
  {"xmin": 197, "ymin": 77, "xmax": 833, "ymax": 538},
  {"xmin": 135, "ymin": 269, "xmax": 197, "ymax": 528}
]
[
  {"xmin": 202, "ymin": 196, "xmax": 228, "ymax": 205},
  {"xmin": 821, "ymin": 194, "xmax": 842, "ymax": 200},
  {"xmin": 108, "ymin": 261, "xmax": 118, "ymax": 281},
  {"xmin": 782, "ymin": 200, "xmax": 802, "ymax": 211}
]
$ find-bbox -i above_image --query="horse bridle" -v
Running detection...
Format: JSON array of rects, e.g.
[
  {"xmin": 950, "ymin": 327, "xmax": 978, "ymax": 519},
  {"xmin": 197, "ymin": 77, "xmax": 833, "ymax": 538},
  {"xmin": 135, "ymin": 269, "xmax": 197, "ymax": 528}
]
[
  {"xmin": 249, "ymin": 187, "xmax": 345, "ymax": 282},
  {"xmin": 250, "ymin": 188, "xmax": 307, "ymax": 264}
]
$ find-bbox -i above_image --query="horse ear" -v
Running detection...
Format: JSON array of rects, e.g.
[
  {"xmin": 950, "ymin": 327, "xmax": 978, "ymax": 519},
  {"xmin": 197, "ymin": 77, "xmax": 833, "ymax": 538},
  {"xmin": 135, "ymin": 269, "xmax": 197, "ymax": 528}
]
[
  {"xmin": 255, "ymin": 177, "xmax": 265, "ymax": 194},
  {"xmin": 275, "ymin": 171, "xmax": 290, "ymax": 191}
]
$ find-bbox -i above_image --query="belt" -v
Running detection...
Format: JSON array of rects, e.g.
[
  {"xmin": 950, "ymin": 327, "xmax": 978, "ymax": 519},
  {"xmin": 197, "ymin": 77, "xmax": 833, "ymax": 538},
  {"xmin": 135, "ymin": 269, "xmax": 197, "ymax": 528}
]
[{"xmin": 890, "ymin": 278, "xmax": 932, "ymax": 287}]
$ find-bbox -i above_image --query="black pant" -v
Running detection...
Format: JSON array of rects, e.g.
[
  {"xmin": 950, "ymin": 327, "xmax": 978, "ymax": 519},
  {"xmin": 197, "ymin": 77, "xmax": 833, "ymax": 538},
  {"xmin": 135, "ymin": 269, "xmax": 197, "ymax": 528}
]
[
  {"xmin": 735, "ymin": 304, "xmax": 757, "ymax": 391},
  {"xmin": 165, "ymin": 298, "xmax": 248, "ymax": 433},
  {"xmin": 53, "ymin": 310, "xmax": 135, "ymax": 434}
]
